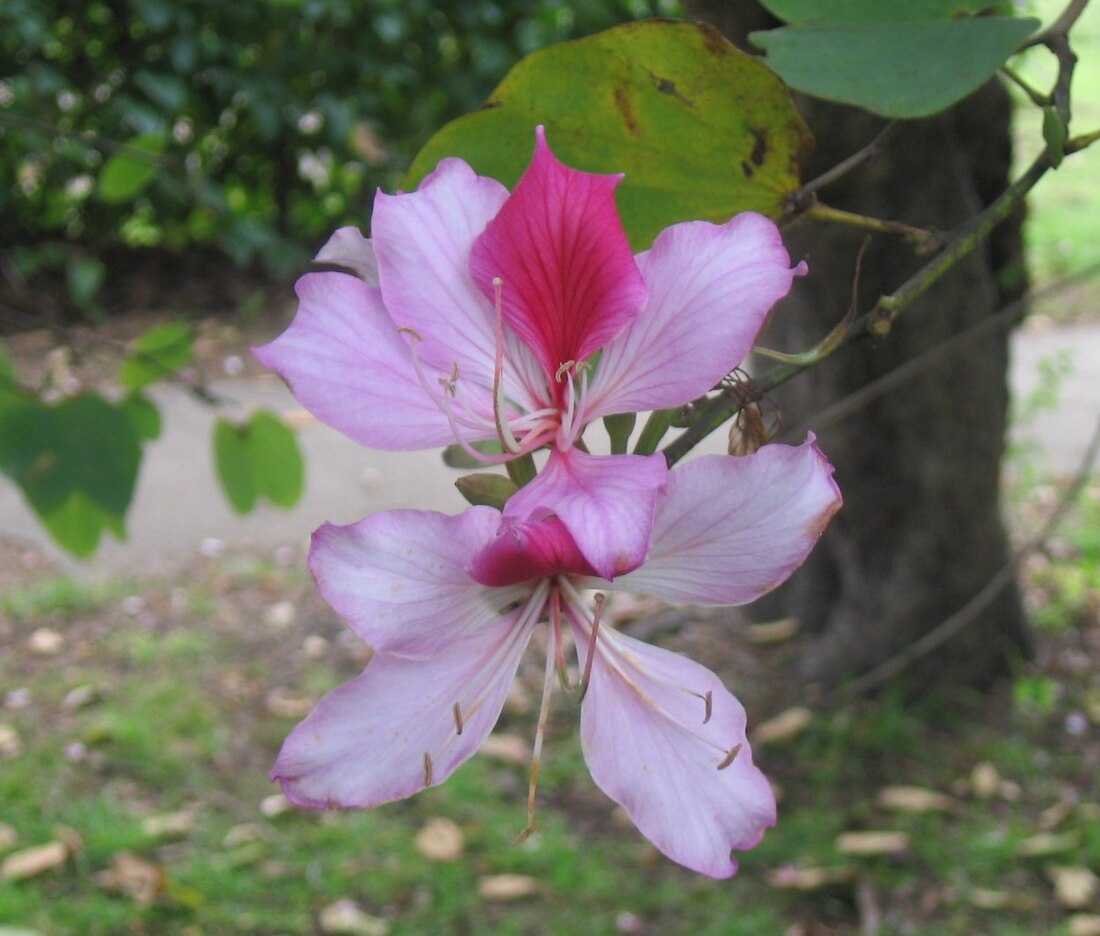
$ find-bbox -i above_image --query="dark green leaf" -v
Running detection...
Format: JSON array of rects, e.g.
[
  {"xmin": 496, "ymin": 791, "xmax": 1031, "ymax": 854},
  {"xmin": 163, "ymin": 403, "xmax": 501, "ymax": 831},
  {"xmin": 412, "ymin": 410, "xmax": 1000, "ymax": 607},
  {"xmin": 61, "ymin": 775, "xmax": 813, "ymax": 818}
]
[
  {"xmin": 97, "ymin": 133, "xmax": 166, "ymax": 203},
  {"xmin": 1042, "ymin": 107, "xmax": 1066, "ymax": 168},
  {"xmin": 442, "ymin": 439, "xmax": 504, "ymax": 469},
  {"xmin": 455, "ymin": 472, "xmax": 517, "ymax": 509},
  {"xmin": 407, "ymin": 20, "xmax": 810, "ymax": 249},
  {"xmin": 247, "ymin": 410, "xmax": 304, "ymax": 508},
  {"xmin": 758, "ymin": 0, "xmax": 999, "ymax": 24},
  {"xmin": 750, "ymin": 17, "xmax": 1039, "ymax": 118},
  {"xmin": 120, "ymin": 393, "xmax": 163, "ymax": 442},
  {"xmin": 213, "ymin": 418, "xmax": 257, "ymax": 514},
  {"xmin": 119, "ymin": 322, "xmax": 194, "ymax": 390},
  {"xmin": 133, "ymin": 69, "xmax": 188, "ymax": 112}
]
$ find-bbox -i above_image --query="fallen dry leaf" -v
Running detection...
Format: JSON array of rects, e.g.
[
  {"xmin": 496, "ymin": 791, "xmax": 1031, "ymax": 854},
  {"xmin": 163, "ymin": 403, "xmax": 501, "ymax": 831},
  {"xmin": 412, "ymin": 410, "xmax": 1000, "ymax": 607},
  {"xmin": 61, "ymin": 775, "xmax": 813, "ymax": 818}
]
[
  {"xmin": 96, "ymin": 852, "xmax": 165, "ymax": 905},
  {"xmin": 0, "ymin": 724, "xmax": 21, "ymax": 759},
  {"xmin": 0, "ymin": 823, "xmax": 17, "ymax": 850},
  {"xmin": 263, "ymin": 600, "xmax": 297, "ymax": 629},
  {"xmin": 969, "ymin": 762, "xmax": 1001, "ymax": 799},
  {"xmin": 835, "ymin": 831, "xmax": 909, "ymax": 856},
  {"xmin": 1048, "ymin": 865, "xmax": 1100, "ymax": 909},
  {"xmin": 141, "ymin": 810, "xmax": 195, "ymax": 840},
  {"xmin": 27, "ymin": 628, "xmax": 63, "ymax": 656},
  {"xmin": 751, "ymin": 707, "xmax": 812, "ymax": 746},
  {"xmin": 1069, "ymin": 914, "xmax": 1100, "ymax": 936},
  {"xmin": 1016, "ymin": 832, "xmax": 1080, "ymax": 858},
  {"xmin": 478, "ymin": 733, "xmax": 530, "ymax": 765},
  {"xmin": 265, "ymin": 688, "xmax": 315, "ymax": 719},
  {"xmin": 414, "ymin": 818, "xmax": 464, "ymax": 862},
  {"xmin": 318, "ymin": 899, "xmax": 390, "ymax": 935},
  {"xmin": 766, "ymin": 865, "xmax": 856, "ymax": 890},
  {"xmin": 876, "ymin": 785, "xmax": 957, "ymax": 814},
  {"xmin": 477, "ymin": 874, "xmax": 540, "ymax": 901},
  {"xmin": 1039, "ymin": 801, "xmax": 1074, "ymax": 831},
  {"xmin": 61, "ymin": 684, "xmax": 103, "ymax": 713},
  {"xmin": 966, "ymin": 887, "xmax": 1038, "ymax": 911},
  {"xmin": 259, "ymin": 793, "xmax": 292, "ymax": 818},
  {"xmin": 746, "ymin": 617, "xmax": 800, "ymax": 644},
  {"xmin": 0, "ymin": 841, "xmax": 68, "ymax": 881}
]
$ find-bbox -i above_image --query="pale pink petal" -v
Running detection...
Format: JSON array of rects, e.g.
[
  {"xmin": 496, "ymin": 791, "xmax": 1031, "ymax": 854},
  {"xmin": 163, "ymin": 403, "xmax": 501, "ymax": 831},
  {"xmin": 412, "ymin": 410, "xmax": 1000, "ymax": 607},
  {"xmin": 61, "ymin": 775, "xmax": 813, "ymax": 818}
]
[
  {"xmin": 469, "ymin": 128, "xmax": 646, "ymax": 381},
  {"xmin": 577, "ymin": 627, "xmax": 776, "ymax": 878},
  {"xmin": 586, "ymin": 213, "xmax": 806, "ymax": 416},
  {"xmin": 254, "ymin": 272, "xmax": 459, "ymax": 449},
  {"xmin": 615, "ymin": 442, "xmax": 841, "ymax": 604},
  {"xmin": 314, "ymin": 226, "xmax": 379, "ymax": 284},
  {"xmin": 273, "ymin": 612, "xmax": 533, "ymax": 809},
  {"xmin": 503, "ymin": 448, "xmax": 667, "ymax": 581},
  {"xmin": 372, "ymin": 158, "xmax": 541, "ymax": 411},
  {"xmin": 309, "ymin": 506, "xmax": 527, "ymax": 657}
]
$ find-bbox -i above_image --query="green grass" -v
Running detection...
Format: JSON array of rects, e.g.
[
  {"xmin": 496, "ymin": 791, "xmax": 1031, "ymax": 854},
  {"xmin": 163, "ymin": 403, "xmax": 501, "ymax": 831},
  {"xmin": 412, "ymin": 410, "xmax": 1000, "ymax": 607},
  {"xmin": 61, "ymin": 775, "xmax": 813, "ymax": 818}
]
[{"xmin": 0, "ymin": 528, "xmax": 1097, "ymax": 936}]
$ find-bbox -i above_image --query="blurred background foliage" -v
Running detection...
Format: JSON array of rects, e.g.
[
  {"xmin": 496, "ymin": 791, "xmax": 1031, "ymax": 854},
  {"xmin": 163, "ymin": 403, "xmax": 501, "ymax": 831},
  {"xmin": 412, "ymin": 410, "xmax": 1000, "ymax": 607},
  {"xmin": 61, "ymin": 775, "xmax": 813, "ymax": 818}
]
[{"xmin": 0, "ymin": 0, "xmax": 681, "ymax": 320}]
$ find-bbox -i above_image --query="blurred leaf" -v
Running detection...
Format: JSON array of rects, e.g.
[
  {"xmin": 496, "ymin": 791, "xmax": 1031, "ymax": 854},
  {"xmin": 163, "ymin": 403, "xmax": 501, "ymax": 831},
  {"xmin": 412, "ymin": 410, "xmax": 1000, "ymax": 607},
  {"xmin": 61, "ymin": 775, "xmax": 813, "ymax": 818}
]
[
  {"xmin": 442, "ymin": 439, "xmax": 503, "ymax": 469},
  {"xmin": 65, "ymin": 256, "xmax": 105, "ymax": 309},
  {"xmin": 119, "ymin": 393, "xmax": 163, "ymax": 442},
  {"xmin": 119, "ymin": 322, "xmax": 194, "ymax": 390},
  {"xmin": 750, "ymin": 15, "xmax": 1039, "ymax": 118},
  {"xmin": 407, "ymin": 20, "xmax": 810, "ymax": 249},
  {"xmin": 758, "ymin": 0, "xmax": 996, "ymax": 23},
  {"xmin": 97, "ymin": 134, "xmax": 166, "ymax": 204},
  {"xmin": 455, "ymin": 472, "xmax": 516, "ymax": 509},
  {"xmin": 0, "ymin": 394, "xmax": 143, "ymax": 557},
  {"xmin": 248, "ymin": 410, "xmax": 304, "ymax": 508},
  {"xmin": 133, "ymin": 69, "xmax": 188, "ymax": 111},
  {"xmin": 213, "ymin": 410, "xmax": 304, "ymax": 514},
  {"xmin": 213, "ymin": 418, "xmax": 257, "ymax": 514}
]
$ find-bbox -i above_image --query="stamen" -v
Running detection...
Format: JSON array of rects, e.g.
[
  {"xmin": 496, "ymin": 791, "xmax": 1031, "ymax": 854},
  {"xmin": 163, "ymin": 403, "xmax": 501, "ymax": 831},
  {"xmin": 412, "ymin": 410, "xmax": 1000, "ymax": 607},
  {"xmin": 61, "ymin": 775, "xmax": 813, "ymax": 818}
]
[
  {"xmin": 452, "ymin": 702, "xmax": 464, "ymax": 736},
  {"xmin": 703, "ymin": 690, "xmax": 713, "ymax": 725},
  {"xmin": 717, "ymin": 743, "xmax": 742, "ymax": 770},
  {"xmin": 555, "ymin": 360, "xmax": 575, "ymax": 382},
  {"xmin": 423, "ymin": 751, "xmax": 434, "ymax": 786},
  {"xmin": 518, "ymin": 615, "xmax": 558, "ymax": 845},
  {"xmin": 438, "ymin": 361, "xmax": 460, "ymax": 396},
  {"xmin": 491, "ymin": 277, "xmax": 523, "ymax": 455},
  {"xmin": 577, "ymin": 592, "xmax": 605, "ymax": 702}
]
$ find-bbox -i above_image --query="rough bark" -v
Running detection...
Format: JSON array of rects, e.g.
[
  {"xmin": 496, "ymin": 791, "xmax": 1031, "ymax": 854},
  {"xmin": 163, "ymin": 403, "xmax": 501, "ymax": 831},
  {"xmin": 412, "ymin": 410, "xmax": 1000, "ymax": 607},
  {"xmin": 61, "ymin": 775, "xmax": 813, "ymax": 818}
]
[{"xmin": 688, "ymin": 2, "xmax": 1031, "ymax": 690}]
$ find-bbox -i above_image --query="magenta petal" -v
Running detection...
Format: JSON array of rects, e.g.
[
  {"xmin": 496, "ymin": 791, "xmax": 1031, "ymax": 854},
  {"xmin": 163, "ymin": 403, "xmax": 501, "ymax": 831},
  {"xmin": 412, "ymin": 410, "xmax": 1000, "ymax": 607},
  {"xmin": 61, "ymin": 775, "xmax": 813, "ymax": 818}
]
[
  {"xmin": 468, "ymin": 515, "xmax": 598, "ymax": 587},
  {"xmin": 503, "ymin": 448, "xmax": 667, "ymax": 580},
  {"xmin": 272, "ymin": 613, "xmax": 533, "ymax": 809},
  {"xmin": 578, "ymin": 627, "xmax": 776, "ymax": 878},
  {"xmin": 469, "ymin": 128, "xmax": 647, "ymax": 379},
  {"xmin": 254, "ymin": 272, "xmax": 456, "ymax": 449},
  {"xmin": 587, "ymin": 212, "xmax": 807, "ymax": 416},
  {"xmin": 314, "ymin": 226, "xmax": 379, "ymax": 284},
  {"xmin": 309, "ymin": 506, "xmax": 522, "ymax": 657},
  {"xmin": 616, "ymin": 442, "xmax": 841, "ymax": 605}
]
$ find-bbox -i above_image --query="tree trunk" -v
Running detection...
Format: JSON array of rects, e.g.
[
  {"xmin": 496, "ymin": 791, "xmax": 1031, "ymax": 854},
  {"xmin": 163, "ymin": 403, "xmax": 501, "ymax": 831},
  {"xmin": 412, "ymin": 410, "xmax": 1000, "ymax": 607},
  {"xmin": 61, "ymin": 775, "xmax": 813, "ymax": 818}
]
[{"xmin": 688, "ymin": 3, "xmax": 1031, "ymax": 690}]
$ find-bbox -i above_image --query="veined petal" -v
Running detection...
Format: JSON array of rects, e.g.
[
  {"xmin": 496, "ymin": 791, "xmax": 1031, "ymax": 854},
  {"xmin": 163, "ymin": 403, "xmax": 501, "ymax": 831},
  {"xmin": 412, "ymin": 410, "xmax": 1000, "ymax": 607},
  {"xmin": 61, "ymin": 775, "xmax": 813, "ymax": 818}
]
[
  {"xmin": 504, "ymin": 448, "xmax": 667, "ymax": 581},
  {"xmin": 372, "ymin": 158, "xmax": 540, "ymax": 411},
  {"xmin": 614, "ymin": 442, "xmax": 841, "ymax": 605},
  {"xmin": 273, "ymin": 611, "xmax": 534, "ymax": 809},
  {"xmin": 577, "ymin": 627, "xmax": 776, "ymax": 878},
  {"xmin": 309, "ymin": 507, "xmax": 526, "ymax": 658},
  {"xmin": 468, "ymin": 515, "xmax": 598, "ymax": 588},
  {"xmin": 315, "ymin": 226, "xmax": 379, "ymax": 284},
  {"xmin": 254, "ymin": 272, "xmax": 457, "ymax": 449},
  {"xmin": 469, "ymin": 127, "xmax": 646, "ymax": 380},
  {"xmin": 587, "ymin": 213, "xmax": 807, "ymax": 416}
]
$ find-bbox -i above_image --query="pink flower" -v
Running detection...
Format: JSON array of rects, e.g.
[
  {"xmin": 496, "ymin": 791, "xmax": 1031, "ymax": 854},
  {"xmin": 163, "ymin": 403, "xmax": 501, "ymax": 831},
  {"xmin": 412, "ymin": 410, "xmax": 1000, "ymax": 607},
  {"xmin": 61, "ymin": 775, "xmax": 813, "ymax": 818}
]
[
  {"xmin": 271, "ymin": 441, "xmax": 841, "ymax": 878},
  {"xmin": 255, "ymin": 128, "xmax": 806, "ymax": 579}
]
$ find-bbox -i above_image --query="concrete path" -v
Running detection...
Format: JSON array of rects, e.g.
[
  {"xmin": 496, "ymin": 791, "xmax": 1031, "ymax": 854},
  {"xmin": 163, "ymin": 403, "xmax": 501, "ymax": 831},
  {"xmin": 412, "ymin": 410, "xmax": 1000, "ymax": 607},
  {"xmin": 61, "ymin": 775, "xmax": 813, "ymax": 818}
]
[{"xmin": 2, "ymin": 319, "xmax": 1098, "ymax": 580}]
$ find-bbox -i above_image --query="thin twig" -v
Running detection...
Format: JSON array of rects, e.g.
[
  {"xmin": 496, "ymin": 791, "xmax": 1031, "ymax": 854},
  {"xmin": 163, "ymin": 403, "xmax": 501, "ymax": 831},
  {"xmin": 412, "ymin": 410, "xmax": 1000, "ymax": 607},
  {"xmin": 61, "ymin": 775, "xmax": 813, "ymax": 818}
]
[
  {"xmin": 837, "ymin": 415, "xmax": 1100, "ymax": 699},
  {"xmin": 787, "ymin": 122, "xmax": 898, "ymax": 211},
  {"xmin": 1022, "ymin": 0, "xmax": 1092, "ymax": 50}
]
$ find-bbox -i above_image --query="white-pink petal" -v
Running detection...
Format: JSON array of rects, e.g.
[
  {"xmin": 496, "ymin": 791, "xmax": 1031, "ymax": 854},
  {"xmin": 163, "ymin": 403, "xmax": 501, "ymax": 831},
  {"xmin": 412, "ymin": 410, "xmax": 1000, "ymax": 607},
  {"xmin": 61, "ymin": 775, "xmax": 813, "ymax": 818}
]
[
  {"xmin": 314, "ymin": 226, "xmax": 379, "ymax": 284},
  {"xmin": 309, "ymin": 507, "xmax": 525, "ymax": 658},
  {"xmin": 578, "ymin": 627, "xmax": 776, "ymax": 878},
  {"xmin": 272, "ymin": 614, "xmax": 533, "ymax": 809},
  {"xmin": 503, "ymin": 448, "xmax": 668, "ymax": 581},
  {"xmin": 372, "ymin": 158, "xmax": 541, "ymax": 412},
  {"xmin": 253, "ymin": 272, "xmax": 458, "ymax": 449},
  {"xmin": 615, "ymin": 443, "xmax": 841, "ymax": 605},
  {"xmin": 586, "ymin": 212, "xmax": 806, "ymax": 417}
]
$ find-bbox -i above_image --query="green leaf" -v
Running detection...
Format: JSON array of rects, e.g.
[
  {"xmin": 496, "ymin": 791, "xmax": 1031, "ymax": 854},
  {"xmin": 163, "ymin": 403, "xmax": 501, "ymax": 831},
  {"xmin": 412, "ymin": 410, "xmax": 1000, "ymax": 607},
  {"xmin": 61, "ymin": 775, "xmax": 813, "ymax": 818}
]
[
  {"xmin": 455, "ymin": 472, "xmax": 517, "ymax": 509},
  {"xmin": 213, "ymin": 418, "xmax": 257, "ymax": 514},
  {"xmin": 120, "ymin": 393, "xmax": 163, "ymax": 442},
  {"xmin": 1042, "ymin": 107, "xmax": 1066, "ymax": 168},
  {"xmin": 0, "ymin": 394, "xmax": 144, "ymax": 557},
  {"xmin": 97, "ymin": 133, "xmax": 166, "ymax": 203},
  {"xmin": 65, "ymin": 255, "xmax": 105, "ymax": 309},
  {"xmin": 758, "ymin": 0, "xmax": 1000, "ymax": 24},
  {"xmin": 247, "ymin": 410, "xmax": 304, "ymax": 508},
  {"xmin": 750, "ymin": 16, "xmax": 1039, "ymax": 118},
  {"xmin": 119, "ymin": 321, "xmax": 194, "ymax": 390},
  {"xmin": 213, "ymin": 410, "xmax": 304, "ymax": 514},
  {"xmin": 406, "ymin": 20, "xmax": 810, "ymax": 249},
  {"xmin": 133, "ymin": 69, "xmax": 188, "ymax": 112},
  {"xmin": 442, "ymin": 439, "xmax": 503, "ymax": 469}
]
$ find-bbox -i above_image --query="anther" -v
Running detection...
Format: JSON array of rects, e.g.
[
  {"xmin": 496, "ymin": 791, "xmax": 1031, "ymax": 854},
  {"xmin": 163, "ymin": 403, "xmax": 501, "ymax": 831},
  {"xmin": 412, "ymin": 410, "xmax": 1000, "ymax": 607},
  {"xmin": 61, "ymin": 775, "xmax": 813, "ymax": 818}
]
[
  {"xmin": 423, "ymin": 751, "xmax": 434, "ymax": 786},
  {"xmin": 703, "ymin": 690, "xmax": 713, "ymax": 725},
  {"xmin": 438, "ymin": 361, "xmax": 460, "ymax": 396},
  {"xmin": 398, "ymin": 325, "xmax": 423, "ymax": 341},
  {"xmin": 717, "ymin": 743, "xmax": 742, "ymax": 770},
  {"xmin": 555, "ymin": 360, "xmax": 576, "ymax": 382},
  {"xmin": 452, "ymin": 702, "xmax": 464, "ymax": 736}
]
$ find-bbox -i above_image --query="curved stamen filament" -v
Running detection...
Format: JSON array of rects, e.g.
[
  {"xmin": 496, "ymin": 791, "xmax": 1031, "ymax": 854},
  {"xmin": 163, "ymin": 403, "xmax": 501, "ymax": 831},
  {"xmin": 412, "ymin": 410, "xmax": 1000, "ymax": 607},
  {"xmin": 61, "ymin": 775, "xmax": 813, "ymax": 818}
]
[
  {"xmin": 491, "ymin": 277, "xmax": 523, "ymax": 455},
  {"xmin": 516, "ymin": 614, "xmax": 559, "ymax": 845}
]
